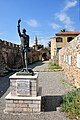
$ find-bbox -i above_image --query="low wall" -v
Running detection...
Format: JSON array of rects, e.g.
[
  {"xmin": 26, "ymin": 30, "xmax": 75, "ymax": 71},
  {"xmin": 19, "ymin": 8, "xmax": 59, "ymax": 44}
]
[{"xmin": 59, "ymin": 35, "xmax": 80, "ymax": 88}]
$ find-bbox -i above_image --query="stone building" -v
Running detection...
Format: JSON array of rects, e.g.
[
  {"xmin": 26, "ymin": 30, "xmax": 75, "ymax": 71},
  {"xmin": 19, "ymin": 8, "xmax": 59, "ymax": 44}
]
[
  {"xmin": 59, "ymin": 35, "xmax": 80, "ymax": 88},
  {"xmin": 51, "ymin": 31, "xmax": 80, "ymax": 63}
]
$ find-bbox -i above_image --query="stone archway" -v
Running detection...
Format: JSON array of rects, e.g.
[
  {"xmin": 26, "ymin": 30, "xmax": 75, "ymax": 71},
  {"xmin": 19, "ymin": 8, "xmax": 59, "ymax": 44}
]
[{"xmin": 42, "ymin": 53, "xmax": 47, "ymax": 61}]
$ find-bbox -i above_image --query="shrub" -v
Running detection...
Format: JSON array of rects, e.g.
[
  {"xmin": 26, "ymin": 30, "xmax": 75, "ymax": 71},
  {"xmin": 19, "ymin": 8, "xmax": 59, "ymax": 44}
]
[{"xmin": 61, "ymin": 88, "xmax": 80, "ymax": 119}]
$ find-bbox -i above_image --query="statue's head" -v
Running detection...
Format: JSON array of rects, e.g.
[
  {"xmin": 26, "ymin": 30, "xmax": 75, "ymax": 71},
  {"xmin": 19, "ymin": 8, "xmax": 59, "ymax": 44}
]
[{"xmin": 22, "ymin": 28, "xmax": 26, "ymax": 34}]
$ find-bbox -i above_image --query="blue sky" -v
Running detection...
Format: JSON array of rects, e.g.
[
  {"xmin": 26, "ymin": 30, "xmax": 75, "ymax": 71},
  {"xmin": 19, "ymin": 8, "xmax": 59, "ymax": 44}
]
[{"xmin": 0, "ymin": 0, "xmax": 79, "ymax": 46}]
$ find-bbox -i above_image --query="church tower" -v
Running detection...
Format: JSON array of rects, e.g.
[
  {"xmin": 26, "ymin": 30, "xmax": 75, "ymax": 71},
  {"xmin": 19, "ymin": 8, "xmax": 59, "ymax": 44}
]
[{"xmin": 35, "ymin": 36, "xmax": 38, "ymax": 46}]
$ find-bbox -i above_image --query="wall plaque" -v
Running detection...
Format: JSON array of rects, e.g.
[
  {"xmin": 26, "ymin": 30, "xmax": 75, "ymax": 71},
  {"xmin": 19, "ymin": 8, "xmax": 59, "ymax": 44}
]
[{"xmin": 16, "ymin": 80, "xmax": 30, "ymax": 96}]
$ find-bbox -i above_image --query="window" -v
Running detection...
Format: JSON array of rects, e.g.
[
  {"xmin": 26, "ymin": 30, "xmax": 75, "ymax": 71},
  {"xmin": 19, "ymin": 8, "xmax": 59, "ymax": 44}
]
[
  {"xmin": 68, "ymin": 55, "xmax": 72, "ymax": 65},
  {"xmin": 65, "ymin": 55, "xmax": 68, "ymax": 63},
  {"xmin": 67, "ymin": 37, "xmax": 74, "ymax": 42},
  {"xmin": 77, "ymin": 54, "xmax": 80, "ymax": 68},
  {"xmin": 56, "ymin": 37, "xmax": 63, "ymax": 42}
]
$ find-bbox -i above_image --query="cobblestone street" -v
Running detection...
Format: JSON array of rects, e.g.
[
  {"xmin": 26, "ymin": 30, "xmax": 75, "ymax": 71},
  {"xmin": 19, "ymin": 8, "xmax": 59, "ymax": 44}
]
[{"xmin": 0, "ymin": 61, "xmax": 73, "ymax": 120}]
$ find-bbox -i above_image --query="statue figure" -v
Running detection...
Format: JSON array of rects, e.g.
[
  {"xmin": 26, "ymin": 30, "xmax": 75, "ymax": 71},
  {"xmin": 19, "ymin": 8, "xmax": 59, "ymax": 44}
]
[{"xmin": 17, "ymin": 19, "xmax": 29, "ymax": 71}]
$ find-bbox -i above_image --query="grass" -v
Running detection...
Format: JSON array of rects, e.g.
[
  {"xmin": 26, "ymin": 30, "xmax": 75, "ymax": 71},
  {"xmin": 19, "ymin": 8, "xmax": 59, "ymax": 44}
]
[
  {"xmin": 61, "ymin": 88, "xmax": 80, "ymax": 119},
  {"xmin": 48, "ymin": 61, "xmax": 62, "ymax": 70}
]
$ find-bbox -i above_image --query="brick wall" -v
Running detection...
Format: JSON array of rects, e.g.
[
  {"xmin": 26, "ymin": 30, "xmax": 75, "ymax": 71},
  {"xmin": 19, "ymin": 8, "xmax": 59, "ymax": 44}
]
[{"xmin": 59, "ymin": 35, "xmax": 80, "ymax": 88}]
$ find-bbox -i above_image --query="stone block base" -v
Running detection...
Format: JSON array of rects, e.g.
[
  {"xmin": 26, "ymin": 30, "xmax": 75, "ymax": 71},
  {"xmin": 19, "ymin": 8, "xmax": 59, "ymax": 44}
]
[{"xmin": 5, "ymin": 92, "xmax": 41, "ymax": 113}]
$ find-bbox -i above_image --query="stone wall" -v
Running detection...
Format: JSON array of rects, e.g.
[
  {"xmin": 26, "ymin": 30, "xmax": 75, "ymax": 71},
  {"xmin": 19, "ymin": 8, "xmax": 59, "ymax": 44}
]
[
  {"xmin": 0, "ymin": 39, "xmax": 40, "ymax": 76},
  {"xmin": 0, "ymin": 39, "xmax": 22, "ymax": 75},
  {"xmin": 0, "ymin": 39, "xmax": 49, "ymax": 76},
  {"xmin": 59, "ymin": 35, "xmax": 80, "ymax": 88}
]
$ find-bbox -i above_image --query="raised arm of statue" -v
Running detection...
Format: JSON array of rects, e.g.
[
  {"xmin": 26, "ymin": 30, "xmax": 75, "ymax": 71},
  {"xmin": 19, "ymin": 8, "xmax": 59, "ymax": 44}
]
[{"xmin": 17, "ymin": 19, "xmax": 22, "ymax": 37}]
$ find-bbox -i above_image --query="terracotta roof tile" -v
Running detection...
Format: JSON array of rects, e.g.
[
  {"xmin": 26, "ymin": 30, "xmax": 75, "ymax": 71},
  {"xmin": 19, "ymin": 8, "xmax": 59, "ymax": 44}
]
[{"xmin": 56, "ymin": 31, "xmax": 80, "ymax": 36}]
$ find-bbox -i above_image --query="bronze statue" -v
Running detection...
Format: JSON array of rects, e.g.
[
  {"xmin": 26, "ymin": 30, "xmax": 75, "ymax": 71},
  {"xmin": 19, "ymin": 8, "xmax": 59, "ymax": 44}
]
[{"xmin": 17, "ymin": 19, "xmax": 29, "ymax": 71}]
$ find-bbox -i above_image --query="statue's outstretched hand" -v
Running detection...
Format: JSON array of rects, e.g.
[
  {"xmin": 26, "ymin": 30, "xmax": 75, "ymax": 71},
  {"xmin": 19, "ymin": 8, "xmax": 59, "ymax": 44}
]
[{"xmin": 18, "ymin": 19, "xmax": 21, "ymax": 25}]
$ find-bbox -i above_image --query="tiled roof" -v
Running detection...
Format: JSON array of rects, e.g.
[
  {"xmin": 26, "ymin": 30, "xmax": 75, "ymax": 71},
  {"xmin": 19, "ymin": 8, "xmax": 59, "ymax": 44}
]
[{"xmin": 56, "ymin": 31, "xmax": 80, "ymax": 36}]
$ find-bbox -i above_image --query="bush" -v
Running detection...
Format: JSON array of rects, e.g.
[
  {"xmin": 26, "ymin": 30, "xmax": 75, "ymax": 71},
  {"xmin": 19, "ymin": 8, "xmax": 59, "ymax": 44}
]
[{"xmin": 61, "ymin": 88, "xmax": 80, "ymax": 119}]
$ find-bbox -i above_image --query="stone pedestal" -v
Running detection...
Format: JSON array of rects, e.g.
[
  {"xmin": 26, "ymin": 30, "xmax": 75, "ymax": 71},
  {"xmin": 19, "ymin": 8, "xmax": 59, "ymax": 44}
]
[{"xmin": 5, "ymin": 72, "xmax": 41, "ymax": 113}]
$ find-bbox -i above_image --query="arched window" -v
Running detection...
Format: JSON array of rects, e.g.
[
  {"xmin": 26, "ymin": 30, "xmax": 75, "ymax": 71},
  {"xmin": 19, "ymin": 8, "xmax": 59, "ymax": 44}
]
[
  {"xmin": 67, "ymin": 37, "xmax": 74, "ymax": 42},
  {"xmin": 56, "ymin": 37, "xmax": 63, "ymax": 42}
]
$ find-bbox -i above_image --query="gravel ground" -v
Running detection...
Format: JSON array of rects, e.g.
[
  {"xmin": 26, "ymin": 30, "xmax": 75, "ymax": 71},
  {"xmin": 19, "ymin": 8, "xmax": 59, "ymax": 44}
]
[{"xmin": 0, "ymin": 61, "xmax": 74, "ymax": 120}]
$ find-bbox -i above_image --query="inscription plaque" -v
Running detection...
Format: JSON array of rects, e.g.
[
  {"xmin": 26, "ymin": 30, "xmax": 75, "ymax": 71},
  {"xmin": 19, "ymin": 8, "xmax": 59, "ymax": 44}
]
[{"xmin": 16, "ymin": 80, "xmax": 30, "ymax": 96}]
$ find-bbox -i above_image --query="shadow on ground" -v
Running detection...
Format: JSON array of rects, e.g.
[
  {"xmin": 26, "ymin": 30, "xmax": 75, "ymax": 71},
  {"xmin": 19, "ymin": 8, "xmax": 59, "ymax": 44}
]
[
  {"xmin": 0, "ymin": 73, "xmax": 13, "ymax": 98},
  {"xmin": 28, "ymin": 61, "xmax": 44, "ymax": 69},
  {"xmin": 41, "ymin": 95, "xmax": 63, "ymax": 112}
]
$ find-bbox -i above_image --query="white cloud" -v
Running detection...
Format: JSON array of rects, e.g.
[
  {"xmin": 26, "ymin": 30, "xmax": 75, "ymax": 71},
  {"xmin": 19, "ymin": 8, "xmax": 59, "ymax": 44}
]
[
  {"xmin": 64, "ymin": 0, "xmax": 77, "ymax": 11},
  {"xmin": 54, "ymin": 0, "xmax": 77, "ymax": 31},
  {"xmin": 50, "ymin": 22, "xmax": 61, "ymax": 30},
  {"xmin": 27, "ymin": 19, "xmax": 38, "ymax": 27},
  {"xmin": 55, "ymin": 12, "xmax": 75, "ymax": 31},
  {"xmin": 56, "ymin": 12, "xmax": 73, "ymax": 25}
]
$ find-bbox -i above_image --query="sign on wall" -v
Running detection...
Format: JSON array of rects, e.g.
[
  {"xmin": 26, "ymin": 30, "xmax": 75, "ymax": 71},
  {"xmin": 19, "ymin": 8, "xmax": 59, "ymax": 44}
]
[{"xmin": 77, "ymin": 54, "xmax": 80, "ymax": 68}]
